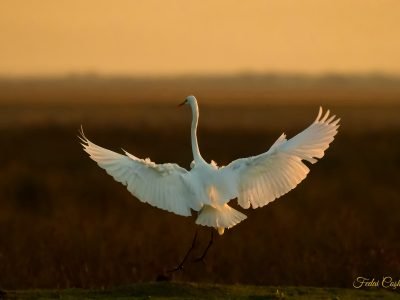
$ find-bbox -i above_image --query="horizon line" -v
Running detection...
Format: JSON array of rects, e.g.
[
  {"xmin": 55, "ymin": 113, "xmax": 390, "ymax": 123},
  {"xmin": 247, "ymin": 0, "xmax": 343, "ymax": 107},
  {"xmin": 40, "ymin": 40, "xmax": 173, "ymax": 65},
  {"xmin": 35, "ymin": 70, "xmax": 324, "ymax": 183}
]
[{"xmin": 1, "ymin": 70, "xmax": 400, "ymax": 80}]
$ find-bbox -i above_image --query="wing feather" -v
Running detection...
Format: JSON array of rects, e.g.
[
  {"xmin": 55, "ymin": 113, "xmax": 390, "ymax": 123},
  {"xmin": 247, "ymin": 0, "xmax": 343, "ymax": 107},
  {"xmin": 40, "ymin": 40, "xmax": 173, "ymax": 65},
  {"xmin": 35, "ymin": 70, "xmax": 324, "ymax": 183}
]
[
  {"xmin": 79, "ymin": 129, "xmax": 198, "ymax": 216},
  {"xmin": 221, "ymin": 107, "xmax": 339, "ymax": 209}
]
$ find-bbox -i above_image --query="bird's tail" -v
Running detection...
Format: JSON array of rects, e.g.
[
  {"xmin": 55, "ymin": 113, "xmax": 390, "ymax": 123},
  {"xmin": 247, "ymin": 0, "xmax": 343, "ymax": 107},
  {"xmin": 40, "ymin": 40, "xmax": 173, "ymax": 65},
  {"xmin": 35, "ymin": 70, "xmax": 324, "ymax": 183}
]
[{"xmin": 196, "ymin": 204, "xmax": 247, "ymax": 235}]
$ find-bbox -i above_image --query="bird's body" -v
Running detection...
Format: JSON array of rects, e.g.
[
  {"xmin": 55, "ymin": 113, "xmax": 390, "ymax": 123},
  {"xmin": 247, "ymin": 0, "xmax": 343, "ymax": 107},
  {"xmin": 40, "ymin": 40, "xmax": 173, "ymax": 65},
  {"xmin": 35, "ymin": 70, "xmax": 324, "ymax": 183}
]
[
  {"xmin": 80, "ymin": 96, "xmax": 339, "ymax": 236},
  {"xmin": 181, "ymin": 160, "xmax": 247, "ymax": 235}
]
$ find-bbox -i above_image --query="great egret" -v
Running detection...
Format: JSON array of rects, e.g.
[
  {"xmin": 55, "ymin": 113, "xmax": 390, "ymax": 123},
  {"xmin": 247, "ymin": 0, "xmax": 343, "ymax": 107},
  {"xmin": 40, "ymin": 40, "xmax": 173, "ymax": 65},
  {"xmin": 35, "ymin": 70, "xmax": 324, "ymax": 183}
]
[{"xmin": 79, "ymin": 95, "xmax": 339, "ymax": 269}]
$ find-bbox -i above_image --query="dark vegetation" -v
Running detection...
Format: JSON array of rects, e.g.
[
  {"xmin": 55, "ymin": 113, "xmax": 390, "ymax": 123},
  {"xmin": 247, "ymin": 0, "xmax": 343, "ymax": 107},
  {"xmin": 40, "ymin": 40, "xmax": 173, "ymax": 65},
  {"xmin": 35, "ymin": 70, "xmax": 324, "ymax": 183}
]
[
  {"xmin": 0, "ymin": 76, "xmax": 399, "ymax": 290},
  {"xmin": 5, "ymin": 282, "xmax": 400, "ymax": 300}
]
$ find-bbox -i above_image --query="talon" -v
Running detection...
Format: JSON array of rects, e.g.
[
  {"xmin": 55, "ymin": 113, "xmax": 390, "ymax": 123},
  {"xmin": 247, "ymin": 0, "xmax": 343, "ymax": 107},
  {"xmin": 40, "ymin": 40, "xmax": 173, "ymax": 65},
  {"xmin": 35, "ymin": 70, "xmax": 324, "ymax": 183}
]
[
  {"xmin": 167, "ymin": 229, "xmax": 198, "ymax": 273},
  {"xmin": 167, "ymin": 264, "xmax": 184, "ymax": 273}
]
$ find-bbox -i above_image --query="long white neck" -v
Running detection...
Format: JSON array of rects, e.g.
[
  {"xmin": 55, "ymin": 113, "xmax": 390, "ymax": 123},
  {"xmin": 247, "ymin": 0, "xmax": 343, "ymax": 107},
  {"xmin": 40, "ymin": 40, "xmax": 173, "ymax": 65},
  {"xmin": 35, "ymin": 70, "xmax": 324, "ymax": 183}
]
[{"xmin": 190, "ymin": 100, "xmax": 206, "ymax": 165}]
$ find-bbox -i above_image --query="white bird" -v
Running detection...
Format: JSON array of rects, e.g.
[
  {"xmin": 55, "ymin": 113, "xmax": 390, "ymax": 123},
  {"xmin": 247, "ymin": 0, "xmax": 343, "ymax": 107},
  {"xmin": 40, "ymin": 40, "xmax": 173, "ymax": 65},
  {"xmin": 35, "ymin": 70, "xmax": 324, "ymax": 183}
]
[{"xmin": 79, "ymin": 96, "xmax": 339, "ymax": 237}]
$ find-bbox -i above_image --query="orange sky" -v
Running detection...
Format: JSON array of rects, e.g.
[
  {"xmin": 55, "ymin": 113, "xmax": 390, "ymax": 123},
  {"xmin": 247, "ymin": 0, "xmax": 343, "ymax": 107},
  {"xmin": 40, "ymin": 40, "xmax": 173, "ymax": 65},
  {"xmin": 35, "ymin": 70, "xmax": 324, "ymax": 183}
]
[{"xmin": 1, "ymin": 0, "xmax": 400, "ymax": 76}]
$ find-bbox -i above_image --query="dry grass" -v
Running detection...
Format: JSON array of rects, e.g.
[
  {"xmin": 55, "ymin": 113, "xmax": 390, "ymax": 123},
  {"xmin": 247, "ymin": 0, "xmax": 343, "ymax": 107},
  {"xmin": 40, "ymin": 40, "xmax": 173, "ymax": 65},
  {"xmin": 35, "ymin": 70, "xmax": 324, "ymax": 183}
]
[
  {"xmin": 5, "ymin": 282, "xmax": 400, "ymax": 300},
  {"xmin": 0, "ymin": 77, "xmax": 399, "ymax": 289}
]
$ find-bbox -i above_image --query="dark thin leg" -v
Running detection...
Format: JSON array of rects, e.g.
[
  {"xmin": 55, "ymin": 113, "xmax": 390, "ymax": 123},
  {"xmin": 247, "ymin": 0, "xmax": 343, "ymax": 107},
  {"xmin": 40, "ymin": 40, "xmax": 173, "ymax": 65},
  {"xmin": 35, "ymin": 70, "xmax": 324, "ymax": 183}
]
[
  {"xmin": 194, "ymin": 228, "xmax": 214, "ymax": 263},
  {"xmin": 168, "ymin": 229, "xmax": 198, "ymax": 272}
]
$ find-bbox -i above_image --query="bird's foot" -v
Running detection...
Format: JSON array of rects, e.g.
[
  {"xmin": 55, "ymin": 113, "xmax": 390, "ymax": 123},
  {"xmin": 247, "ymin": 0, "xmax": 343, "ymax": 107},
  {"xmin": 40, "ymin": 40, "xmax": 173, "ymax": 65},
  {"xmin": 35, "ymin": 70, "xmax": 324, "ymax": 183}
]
[
  {"xmin": 167, "ymin": 229, "xmax": 199, "ymax": 273},
  {"xmin": 167, "ymin": 264, "xmax": 185, "ymax": 273}
]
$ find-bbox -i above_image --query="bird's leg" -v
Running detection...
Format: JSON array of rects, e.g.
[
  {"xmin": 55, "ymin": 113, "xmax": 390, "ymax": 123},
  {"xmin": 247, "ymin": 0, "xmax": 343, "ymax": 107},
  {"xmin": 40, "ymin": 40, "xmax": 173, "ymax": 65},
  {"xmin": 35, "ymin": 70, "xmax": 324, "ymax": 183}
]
[
  {"xmin": 193, "ymin": 228, "xmax": 214, "ymax": 263},
  {"xmin": 168, "ymin": 229, "xmax": 198, "ymax": 272}
]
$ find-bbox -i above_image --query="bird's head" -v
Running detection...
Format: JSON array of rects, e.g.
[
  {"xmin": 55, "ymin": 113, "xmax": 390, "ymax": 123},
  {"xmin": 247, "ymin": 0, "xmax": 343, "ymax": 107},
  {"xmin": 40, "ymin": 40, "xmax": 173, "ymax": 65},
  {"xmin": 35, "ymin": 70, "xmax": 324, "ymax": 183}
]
[{"xmin": 178, "ymin": 95, "xmax": 197, "ymax": 107}]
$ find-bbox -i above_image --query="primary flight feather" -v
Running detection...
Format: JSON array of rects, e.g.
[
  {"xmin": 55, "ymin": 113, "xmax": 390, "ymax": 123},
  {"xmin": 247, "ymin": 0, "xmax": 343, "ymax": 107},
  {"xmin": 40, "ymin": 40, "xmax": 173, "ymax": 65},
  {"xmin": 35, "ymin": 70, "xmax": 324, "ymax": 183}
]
[{"xmin": 80, "ymin": 96, "xmax": 339, "ymax": 235}]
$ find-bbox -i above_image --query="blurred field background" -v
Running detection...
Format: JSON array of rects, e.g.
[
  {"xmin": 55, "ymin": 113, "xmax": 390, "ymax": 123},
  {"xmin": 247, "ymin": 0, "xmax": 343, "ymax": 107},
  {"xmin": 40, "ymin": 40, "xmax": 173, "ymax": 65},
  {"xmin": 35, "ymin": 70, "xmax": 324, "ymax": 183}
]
[{"xmin": 0, "ymin": 75, "xmax": 399, "ymax": 289}]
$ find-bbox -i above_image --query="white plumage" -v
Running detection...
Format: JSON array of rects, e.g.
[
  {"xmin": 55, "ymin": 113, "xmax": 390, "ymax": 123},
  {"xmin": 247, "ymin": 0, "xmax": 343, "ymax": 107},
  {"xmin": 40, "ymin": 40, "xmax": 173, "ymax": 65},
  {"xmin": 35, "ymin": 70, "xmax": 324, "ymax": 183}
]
[{"xmin": 80, "ymin": 96, "xmax": 339, "ymax": 235}]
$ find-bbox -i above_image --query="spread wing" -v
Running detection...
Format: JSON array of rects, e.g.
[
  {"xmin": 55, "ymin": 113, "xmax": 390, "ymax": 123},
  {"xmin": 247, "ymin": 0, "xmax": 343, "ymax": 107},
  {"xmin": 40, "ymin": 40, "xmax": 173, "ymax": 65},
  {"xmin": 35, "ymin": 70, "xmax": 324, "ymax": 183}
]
[
  {"xmin": 79, "ymin": 129, "xmax": 199, "ymax": 216},
  {"xmin": 220, "ymin": 107, "xmax": 340, "ymax": 209}
]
